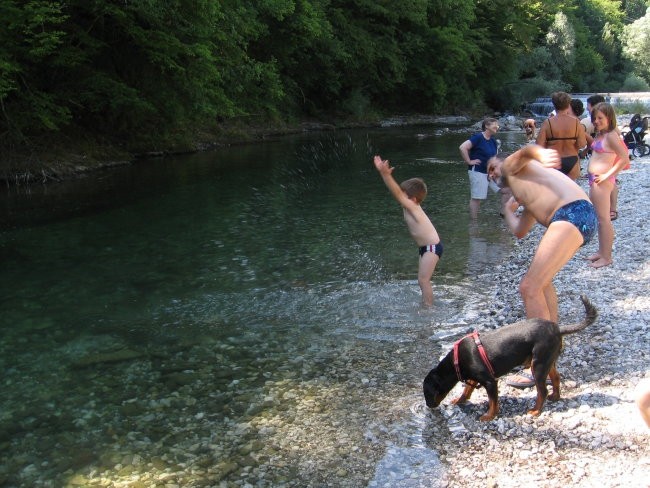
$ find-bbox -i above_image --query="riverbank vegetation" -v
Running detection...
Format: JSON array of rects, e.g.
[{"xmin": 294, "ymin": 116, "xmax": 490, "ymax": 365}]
[{"xmin": 1, "ymin": 0, "xmax": 650, "ymax": 181}]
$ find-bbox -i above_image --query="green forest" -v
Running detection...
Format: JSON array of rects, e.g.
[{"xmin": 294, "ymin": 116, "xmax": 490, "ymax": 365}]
[{"xmin": 1, "ymin": 0, "xmax": 650, "ymax": 176}]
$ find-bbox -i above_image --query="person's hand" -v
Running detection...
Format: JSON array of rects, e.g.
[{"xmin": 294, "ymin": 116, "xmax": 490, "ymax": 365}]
[
  {"xmin": 591, "ymin": 173, "xmax": 611, "ymax": 185},
  {"xmin": 506, "ymin": 196, "xmax": 520, "ymax": 213},
  {"xmin": 469, "ymin": 159, "xmax": 480, "ymax": 166},
  {"xmin": 373, "ymin": 155, "xmax": 394, "ymax": 174},
  {"xmin": 537, "ymin": 148, "xmax": 561, "ymax": 169}
]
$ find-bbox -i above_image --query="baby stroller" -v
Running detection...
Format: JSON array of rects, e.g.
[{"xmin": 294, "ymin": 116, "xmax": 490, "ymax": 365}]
[{"xmin": 623, "ymin": 114, "xmax": 649, "ymax": 158}]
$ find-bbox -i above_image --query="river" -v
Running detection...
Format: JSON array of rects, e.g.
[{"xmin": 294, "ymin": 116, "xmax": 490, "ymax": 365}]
[{"xmin": 0, "ymin": 125, "xmax": 526, "ymax": 487}]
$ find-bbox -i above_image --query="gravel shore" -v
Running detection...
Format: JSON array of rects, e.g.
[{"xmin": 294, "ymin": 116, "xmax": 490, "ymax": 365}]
[{"xmin": 438, "ymin": 154, "xmax": 650, "ymax": 487}]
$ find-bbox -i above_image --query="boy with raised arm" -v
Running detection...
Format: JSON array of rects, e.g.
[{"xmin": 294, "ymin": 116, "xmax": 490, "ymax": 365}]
[
  {"xmin": 373, "ymin": 155, "xmax": 442, "ymax": 306},
  {"xmin": 487, "ymin": 145, "xmax": 597, "ymax": 387}
]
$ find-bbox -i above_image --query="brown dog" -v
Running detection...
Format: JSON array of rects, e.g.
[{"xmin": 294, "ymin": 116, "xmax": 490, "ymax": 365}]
[
  {"xmin": 523, "ymin": 118, "xmax": 536, "ymax": 142},
  {"xmin": 423, "ymin": 295, "xmax": 597, "ymax": 421}
]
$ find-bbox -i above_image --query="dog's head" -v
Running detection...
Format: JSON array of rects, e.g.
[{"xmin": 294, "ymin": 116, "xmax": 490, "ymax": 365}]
[
  {"xmin": 422, "ymin": 369, "xmax": 447, "ymax": 408},
  {"xmin": 523, "ymin": 118, "xmax": 536, "ymax": 135}
]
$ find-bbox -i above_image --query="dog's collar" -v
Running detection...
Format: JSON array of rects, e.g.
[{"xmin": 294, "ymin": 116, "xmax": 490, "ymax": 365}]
[{"xmin": 453, "ymin": 331, "xmax": 496, "ymax": 383}]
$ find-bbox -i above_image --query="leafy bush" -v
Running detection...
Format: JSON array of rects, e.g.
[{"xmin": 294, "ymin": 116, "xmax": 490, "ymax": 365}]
[{"xmin": 620, "ymin": 74, "xmax": 650, "ymax": 92}]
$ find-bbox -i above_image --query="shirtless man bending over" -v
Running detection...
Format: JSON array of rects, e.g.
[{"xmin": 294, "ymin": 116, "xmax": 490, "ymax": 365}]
[{"xmin": 488, "ymin": 145, "xmax": 597, "ymax": 387}]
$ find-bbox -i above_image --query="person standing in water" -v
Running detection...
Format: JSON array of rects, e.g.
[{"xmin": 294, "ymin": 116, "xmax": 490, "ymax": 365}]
[
  {"xmin": 459, "ymin": 118, "xmax": 504, "ymax": 219},
  {"xmin": 373, "ymin": 155, "xmax": 443, "ymax": 306}
]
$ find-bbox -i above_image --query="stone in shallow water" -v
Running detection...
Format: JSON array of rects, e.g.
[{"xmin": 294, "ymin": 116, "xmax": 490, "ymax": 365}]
[{"xmin": 368, "ymin": 447, "xmax": 446, "ymax": 487}]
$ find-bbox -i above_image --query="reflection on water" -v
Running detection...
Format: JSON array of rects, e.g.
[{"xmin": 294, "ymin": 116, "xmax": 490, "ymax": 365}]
[{"xmin": 0, "ymin": 127, "xmax": 525, "ymax": 486}]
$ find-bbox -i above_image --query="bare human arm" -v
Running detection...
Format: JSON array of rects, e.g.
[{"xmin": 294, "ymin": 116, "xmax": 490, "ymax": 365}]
[
  {"xmin": 459, "ymin": 140, "xmax": 481, "ymax": 166},
  {"xmin": 373, "ymin": 155, "xmax": 419, "ymax": 211},
  {"xmin": 502, "ymin": 196, "xmax": 537, "ymax": 239},
  {"xmin": 535, "ymin": 119, "xmax": 549, "ymax": 147},
  {"xmin": 575, "ymin": 121, "xmax": 587, "ymax": 152},
  {"xmin": 503, "ymin": 145, "xmax": 560, "ymax": 175}
]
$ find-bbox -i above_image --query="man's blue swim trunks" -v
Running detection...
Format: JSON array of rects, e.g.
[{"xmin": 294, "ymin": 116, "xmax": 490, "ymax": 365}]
[{"xmin": 549, "ymin": 199, "xmax": 597, "ymax": 245}]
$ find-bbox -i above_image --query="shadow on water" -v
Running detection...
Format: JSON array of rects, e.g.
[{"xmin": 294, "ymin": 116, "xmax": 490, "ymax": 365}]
[{"xmin": 0, "ymin": 126, "xmax": 525, "ymax": 486}]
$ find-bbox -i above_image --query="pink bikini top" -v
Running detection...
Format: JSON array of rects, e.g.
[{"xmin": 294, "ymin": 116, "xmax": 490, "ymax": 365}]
[
  {"xmin": 592, "ymin": 134, "xmax": 627, "ymax": 152},
  {"xmin": 591, "ymin": 137, "xmax": 610, "ymax": 153},
  {"xmin": 591, "ymin": 135, "xmax": 629, "ymax": 167}
]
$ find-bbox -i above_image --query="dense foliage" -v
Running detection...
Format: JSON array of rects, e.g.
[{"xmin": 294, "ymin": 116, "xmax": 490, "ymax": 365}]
[{"xmin": 1, "ymin": 0, "xmax": 649, "ymax": 150}]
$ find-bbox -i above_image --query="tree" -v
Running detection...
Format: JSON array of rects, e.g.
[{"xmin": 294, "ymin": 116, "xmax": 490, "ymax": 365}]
[
  {"xmin": 546, "ymin": 12, "xmax": 577, "ymax": 79},
  {"xmin": 0, "ymin": 1, "xmax": 73, "ymax": 143},
  {"xmin": 623, "ymin": 0, "xmax": 650, "ymax": 21},
  {"xmin": 621, "ymin": 7, "xmax": 650, "ymax": 84}
]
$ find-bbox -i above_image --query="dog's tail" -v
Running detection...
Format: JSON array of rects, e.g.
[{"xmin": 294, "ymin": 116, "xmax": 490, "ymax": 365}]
[{"xmin": 559, "ymin": 295, "xmax": 597, "ymax": 335}]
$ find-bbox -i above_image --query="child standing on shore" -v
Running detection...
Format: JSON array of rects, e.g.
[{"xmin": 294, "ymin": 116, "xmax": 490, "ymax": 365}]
[
  {"xmin": 585, "ymin": 102, "xmax": 630, "ymax": 268},
  {"xmin": 373, "ymin": 155, "xmax": 442, "ymax": 306}
]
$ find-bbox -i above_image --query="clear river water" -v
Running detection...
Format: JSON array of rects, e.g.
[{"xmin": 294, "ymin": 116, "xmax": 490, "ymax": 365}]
[{"xmin": 1, "ymin": 125, "xmax": 526, "ymax": 487}]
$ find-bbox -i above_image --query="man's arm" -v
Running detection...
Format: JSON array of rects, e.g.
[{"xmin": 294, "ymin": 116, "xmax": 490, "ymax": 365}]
[
  {"xmin": 502, "ymin": 197, "xmax": 537, "ymax": 239},
  {"xmin": 504, "ymin": 145, "xmax": 560, "ymax": 175}
]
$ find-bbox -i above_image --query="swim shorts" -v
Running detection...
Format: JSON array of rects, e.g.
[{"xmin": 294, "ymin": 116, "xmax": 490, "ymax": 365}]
[
  {"xmin": 419, "ymin": 242, "xmax": 444, "ymax": 258},
  {"xmin": 549, "ymin": 199, "xmax": 597, "ymax": 245}
]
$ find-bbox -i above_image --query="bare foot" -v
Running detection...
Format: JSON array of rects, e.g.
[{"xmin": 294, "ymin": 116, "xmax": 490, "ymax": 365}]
[
  {"xmin": 584, "ymin": 254, "xmax": 601, "ymax": 261},
  {"xmin": 589, "ymin": 257, "xmax": 612, "ymax": 268}
]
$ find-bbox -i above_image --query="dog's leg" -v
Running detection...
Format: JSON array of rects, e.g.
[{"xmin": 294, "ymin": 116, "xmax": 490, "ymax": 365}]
[
  {"xmin": 548, "ymin": 364, "xmax": 561, "ymax": 401},
  {"xmin": 528, "ymin": 364, "xmax": 550, "ymax": 416},
  {"xmin": 452, "ymin": 380, "xmax": 477, "ymax": 405},
  {"xmin": 480, "ymin": 380, "xmax": 499, "ymax": 421}
]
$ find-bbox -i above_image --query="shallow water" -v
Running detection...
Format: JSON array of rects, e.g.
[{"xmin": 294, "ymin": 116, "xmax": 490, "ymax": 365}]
[{"xmin": 0, "ymin": 126, "xmax": 525, "ymax": 486}]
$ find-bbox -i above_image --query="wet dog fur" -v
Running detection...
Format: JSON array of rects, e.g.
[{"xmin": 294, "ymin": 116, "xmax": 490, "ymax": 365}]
[{"xmin": 423, "ymin": 295, "xmax": 597, "ymax": 421}]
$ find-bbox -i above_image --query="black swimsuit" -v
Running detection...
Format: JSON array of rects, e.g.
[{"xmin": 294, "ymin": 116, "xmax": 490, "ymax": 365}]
[
  {"xmin": 419, "ymin": 242, "xmax": 443, "ymax": 258},
  {"xmin": 547, "ymin": 119, "xmax": 580, "ymax": 175}
]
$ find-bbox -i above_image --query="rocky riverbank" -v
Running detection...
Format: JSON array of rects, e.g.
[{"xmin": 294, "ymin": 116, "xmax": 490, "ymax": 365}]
[
  {"xmin": 0, "ymin": 114, "xmax": 476, "ymax": 186},
  {"xmin": 436, "ymin": 155, "xmax": 650, "ymax": 487}
]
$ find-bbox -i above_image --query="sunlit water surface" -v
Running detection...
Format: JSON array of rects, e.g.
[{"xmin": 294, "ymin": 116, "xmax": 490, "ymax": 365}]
[{"xmin": 0, "ymin": 127, "xmax": 525, "ymax": 486}]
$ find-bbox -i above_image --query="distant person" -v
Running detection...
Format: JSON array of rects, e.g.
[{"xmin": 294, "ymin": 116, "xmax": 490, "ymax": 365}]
[
  {"xmin": 459, "ymin": 118, "xmax": 506, "ymax": 219},
  {"xmin": 523, "ymin": 119, "xmax": 537, "ymax": 143},
  {"xmin": 536, "ymin": 92, "xmax": 587, "ymax": 181},
  {"xmin": 487, "ymin": 145, "xmax": 597, "ymax": 388},
  {"xmin": 581, "ymin": 95, "xmax": 606, "ymax": 140},
  {"xmin": 570, "ymin": 99, "xmax": 588, "ymax": 173},
  {"xmin": 582, "ymin": 94, "xmax": 619, "ymax": 221},
  {"xmin": 373, "ymin": 155, "xmax": 442, "ymax": 306},
  {"xmin": 585, "ymin": 102, "xmax": 630, "ymax": 269},
  {"xmin": 570, "ymin": 99, "xmax": 584, "ymax": 119}
]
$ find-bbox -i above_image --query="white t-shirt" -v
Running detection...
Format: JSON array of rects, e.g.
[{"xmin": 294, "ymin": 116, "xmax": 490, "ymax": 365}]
[{"xmin": 581, "ymin": 115, "xmax": 594, "ymax": 136}]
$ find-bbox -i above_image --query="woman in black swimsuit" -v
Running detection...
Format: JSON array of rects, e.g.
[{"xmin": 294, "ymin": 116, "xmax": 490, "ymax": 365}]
[{"xmin": 536, "ymin": 92, "xmax": 587, "ymax": 181}]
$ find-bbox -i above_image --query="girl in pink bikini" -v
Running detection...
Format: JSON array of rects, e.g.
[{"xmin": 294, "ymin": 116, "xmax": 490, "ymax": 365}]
[{"xmin": 586, "ymin": 102, "xmax": 630, "ymax": 268}]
